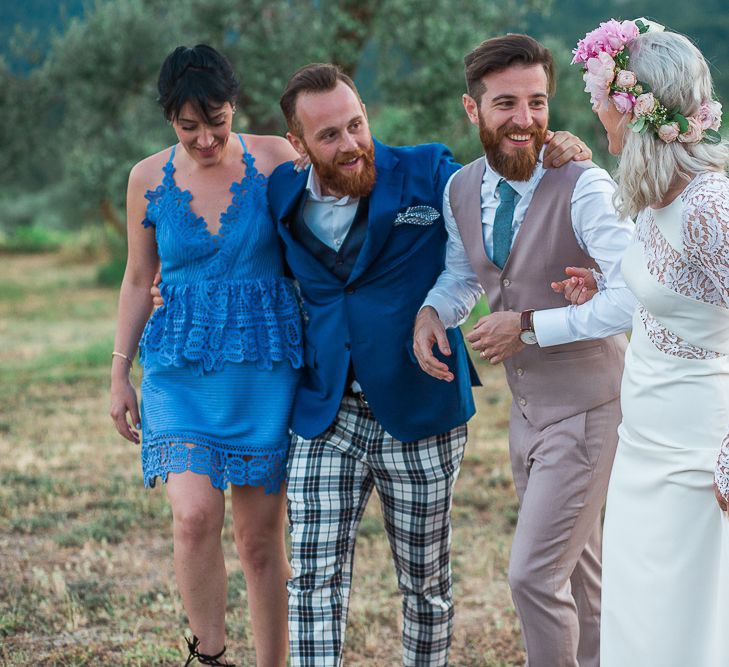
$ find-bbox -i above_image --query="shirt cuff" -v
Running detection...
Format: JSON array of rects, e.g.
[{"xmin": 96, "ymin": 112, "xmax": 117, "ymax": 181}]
[
  {"xmin": 533, "ymin": 307, "xmax": 571, "ymax": 348},
  {"xmin": 420, "ymin": 295, "xmax": 459, "ymax": 329}
]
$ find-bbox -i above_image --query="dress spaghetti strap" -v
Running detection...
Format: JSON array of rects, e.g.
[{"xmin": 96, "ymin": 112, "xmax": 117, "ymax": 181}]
[{"xmin": 237, "ymin": 134, "xmax": 259, "ymax": 179}]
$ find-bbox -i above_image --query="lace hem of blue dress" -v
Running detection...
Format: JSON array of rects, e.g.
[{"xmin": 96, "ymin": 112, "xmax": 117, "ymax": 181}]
[
  {"xmin": 139, "ymin": 277, "xmax": 303, "ymax": 374},
  {"xmin": 142, "ymin": 433, "xmax": 288, "ymax": 494}
]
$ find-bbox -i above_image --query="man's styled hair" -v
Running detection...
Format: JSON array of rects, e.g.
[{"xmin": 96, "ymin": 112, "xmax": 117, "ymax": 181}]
[
  {"xmin": 280, "ymin": 63, "xmax": 361, "ymax": 136},
  {"xmin": 464, "ymin": 34, "xmax": 555, "ymax": 102}
]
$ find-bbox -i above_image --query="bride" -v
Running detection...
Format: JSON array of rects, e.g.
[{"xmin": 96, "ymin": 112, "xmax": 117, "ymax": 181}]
[{"xmin": 563, "ymin": 19, "xmax": 729, "ymax": 666}]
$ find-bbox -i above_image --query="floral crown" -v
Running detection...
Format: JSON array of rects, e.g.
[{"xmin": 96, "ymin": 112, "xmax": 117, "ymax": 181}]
[{"xmin": 572, "ymin": 18, "xmax": 722, "ymax": 145}]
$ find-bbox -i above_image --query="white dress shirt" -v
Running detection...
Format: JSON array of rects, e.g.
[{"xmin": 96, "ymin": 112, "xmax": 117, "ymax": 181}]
[
  {"xmin": 302, "ymin": 166, "xmax": 360, "ymax": 251},
  {"xmin": 422, "ymin": 152, "xmax": 637, "ymax": 347},
  {"xmin": 302, "ymin": 166, "xmax": 364, "ymax": 392}
]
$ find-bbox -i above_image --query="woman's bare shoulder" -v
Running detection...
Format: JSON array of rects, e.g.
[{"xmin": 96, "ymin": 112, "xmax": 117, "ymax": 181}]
[
  {"xmin": 241, "ymin": 134, "xmax": 298, "ymax": 176},
  {"xmin": 129, "ymin": 145, "xmax": 176, "ymax": 190}
]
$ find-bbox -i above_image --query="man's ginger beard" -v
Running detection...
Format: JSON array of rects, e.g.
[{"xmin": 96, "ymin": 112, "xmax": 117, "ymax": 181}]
[
  {"xmin": 478, "ymin": 111, "xmax": 547, "ymax": 182},
  {"xmin": 302, "ymin": 136, "xmax": 376, "ymax": 198}
]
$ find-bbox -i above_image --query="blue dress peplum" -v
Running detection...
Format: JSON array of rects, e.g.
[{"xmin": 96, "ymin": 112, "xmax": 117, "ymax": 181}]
[{"xmin": 138, "ymin": 135, "xmax": 302, "ymax": 493}]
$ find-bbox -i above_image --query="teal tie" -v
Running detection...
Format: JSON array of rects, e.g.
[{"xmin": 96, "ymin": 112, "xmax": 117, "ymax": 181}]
[{"xmin": 492, "ymin": 179, "xmax": 517, "ymax": 269}]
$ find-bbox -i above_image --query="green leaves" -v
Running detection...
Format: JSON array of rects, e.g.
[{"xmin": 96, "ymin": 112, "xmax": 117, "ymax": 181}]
[
  {"xmin": 674, "ymin": 113, "xmax": 690, "ymax": 133},
  {"xmin": 628, "ymin": 116, "xmax": 644, "ymax": 133},
  {"xmin": 703, "ymin": 128, "xmax": 723, "ymax": 144}
]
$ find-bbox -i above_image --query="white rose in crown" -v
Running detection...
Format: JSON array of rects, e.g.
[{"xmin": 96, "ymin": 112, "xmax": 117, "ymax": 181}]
[
  {"xmin": 634, "ymin": 93, "xmax": 657, "ymax": 117},
  {"xmin": 615, "ymin": 70, "xmax": 637, "ymax": 88},
  {"xmin": 636, "ymin": 17, "xmax": 665, "ymax": 32},
  {"xmin": 657, "ymin": 123, "xmax": 680, "ymax": 143},
  {"xmin": 678, "ymin": 116, "xmax": 704, "ymax": 143}
]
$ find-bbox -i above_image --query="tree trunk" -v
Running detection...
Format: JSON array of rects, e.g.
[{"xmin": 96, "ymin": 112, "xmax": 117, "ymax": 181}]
[{"xmin": 101, "ymin": 199, "xmax": 125, "ymax": 236}]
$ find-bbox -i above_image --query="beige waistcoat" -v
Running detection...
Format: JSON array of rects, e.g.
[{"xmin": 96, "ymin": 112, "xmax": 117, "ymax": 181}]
[{"xmin": 449, "ymin": 158, "xmax": 627, "ymax": 429}]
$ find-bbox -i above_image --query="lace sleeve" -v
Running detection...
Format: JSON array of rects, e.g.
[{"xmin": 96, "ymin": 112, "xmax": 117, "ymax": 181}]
[
  {"xmin": 683, "ymin": 176, "xmax": 729, "ymax": 308},
  {"xmin": 590, "ymin": 268, "xmax": 607, "ymax": 291},
  {"xmin": 715, "ymin": 434, "xmax": 729, "ymax": 502}
]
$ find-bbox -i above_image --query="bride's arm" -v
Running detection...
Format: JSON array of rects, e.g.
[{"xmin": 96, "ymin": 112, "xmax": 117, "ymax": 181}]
[
  {"xmin": 715, "ymin": 438, "xmax": 729, "ymax": 511},
  {"xmin": 684, "ymin": 180, "xmax": 729, "ymax": 509}
]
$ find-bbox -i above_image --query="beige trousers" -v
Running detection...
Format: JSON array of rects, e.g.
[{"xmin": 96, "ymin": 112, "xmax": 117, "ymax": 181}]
[{"xmin": 507, "ymin": 397, "xmax": 621, "ymax": 667}]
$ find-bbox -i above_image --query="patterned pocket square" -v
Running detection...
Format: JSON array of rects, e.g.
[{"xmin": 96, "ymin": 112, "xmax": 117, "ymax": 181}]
[{"xmin": 393, "ymin": 205, "xmax": 440, "ymax": 227}]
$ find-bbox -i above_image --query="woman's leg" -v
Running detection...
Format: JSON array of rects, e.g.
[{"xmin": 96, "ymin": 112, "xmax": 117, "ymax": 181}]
[
  {"xmin": 230, "ymin": 483, "xmax": 289, "ymax": 667},
  {"xmin": 166, "ymin": 471, "xmax": 227, "ymax": 656}
]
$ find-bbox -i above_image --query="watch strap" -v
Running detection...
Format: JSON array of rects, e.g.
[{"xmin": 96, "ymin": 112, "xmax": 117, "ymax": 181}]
[{"xmin": 520, "ymin": 309, "xmax": 535, "ymax": 333}]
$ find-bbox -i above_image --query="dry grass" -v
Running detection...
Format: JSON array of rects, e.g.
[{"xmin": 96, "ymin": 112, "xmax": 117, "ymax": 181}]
[{"xmin": 0, "ymin": 252, "xmax": 525, "ymax": 666}]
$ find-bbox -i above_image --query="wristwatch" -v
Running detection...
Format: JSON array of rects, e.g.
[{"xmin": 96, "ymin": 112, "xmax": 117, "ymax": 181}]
[{"xmin": 519, "ymin": 309, "xmax": 538, "ymax": 345}]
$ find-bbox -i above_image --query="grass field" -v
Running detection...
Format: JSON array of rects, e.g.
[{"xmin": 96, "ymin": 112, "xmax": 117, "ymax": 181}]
[{"xmin": 0, "ymin": 252, "xmax": 525, "ymax": 666}]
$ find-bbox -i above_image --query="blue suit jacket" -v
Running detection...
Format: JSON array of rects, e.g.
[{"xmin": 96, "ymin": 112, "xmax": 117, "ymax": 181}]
[{"xmin": 268, "ymin": 139, "xmax": 479, "ymax": 441}]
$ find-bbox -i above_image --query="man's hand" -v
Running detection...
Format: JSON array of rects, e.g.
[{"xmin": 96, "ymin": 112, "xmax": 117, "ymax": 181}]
[
  {"xmin": 413, "ymin": 306, "xmax": 454, "ymax": 382},
  {"xmin": 551, "ymin": 266, "xmax": 598, "ymax": 305},
  {"xmin": 543, "ymin": 130, "xmax": 592, "ymax": 168},
  {"xmin": 151, "ymin": 272, "xmax": 164, "ymax": 307},
  {"xmin": 293, "ymin": 153, "xmax": 311, "ymax": 173},
  {"xmin": 465, "ymin": 311, "xmax": 524, "ymax": 364}
]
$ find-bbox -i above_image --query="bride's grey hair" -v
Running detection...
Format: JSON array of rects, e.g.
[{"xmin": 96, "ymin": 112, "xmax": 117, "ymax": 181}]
[{"xmin": 614, "ymin": 31, "xmax": 729, "ymax": 218}]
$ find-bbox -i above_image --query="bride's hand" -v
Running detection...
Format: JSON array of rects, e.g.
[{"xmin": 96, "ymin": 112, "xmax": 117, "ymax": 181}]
[
  {"xmin": 543, "ymin": 130, "xmax": 592, "ymax": 168},
  {"xmin": 551, "ymin": 266, "xmax": 598, "ymax": 305}
]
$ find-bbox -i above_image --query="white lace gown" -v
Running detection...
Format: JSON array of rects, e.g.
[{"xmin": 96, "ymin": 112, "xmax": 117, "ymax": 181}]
[{"xmin": 601, "ymin": 172, "xmax": 729, "ymax": 666}]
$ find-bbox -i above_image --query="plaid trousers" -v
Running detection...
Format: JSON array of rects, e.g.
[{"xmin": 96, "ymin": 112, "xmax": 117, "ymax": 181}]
[{"xmin": 286, "ymin": 395, "xmax": 467, "ymax": 667}]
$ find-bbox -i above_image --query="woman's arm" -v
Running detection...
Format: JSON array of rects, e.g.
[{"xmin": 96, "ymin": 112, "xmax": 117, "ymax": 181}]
[{"xmin": 110, "ymin": 161, "xmax": 160, "ymax": 443}]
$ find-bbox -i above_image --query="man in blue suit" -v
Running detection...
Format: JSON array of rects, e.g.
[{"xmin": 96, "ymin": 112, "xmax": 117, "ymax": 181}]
[
  {"xmin": 269, "ymin": 63, "xmax": 588, "ymax": 666},
  {"xmin": 270, "ymin": 64, "xmax": 474, "ymax": 667}
]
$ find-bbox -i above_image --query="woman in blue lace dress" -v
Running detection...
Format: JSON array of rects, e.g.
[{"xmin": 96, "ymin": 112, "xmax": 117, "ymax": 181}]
[{"xmin": 109, "ymin": 45, "xmax": 302, "ymax": 666}]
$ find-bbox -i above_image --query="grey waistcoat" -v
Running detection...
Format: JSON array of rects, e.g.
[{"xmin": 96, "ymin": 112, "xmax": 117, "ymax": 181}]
[{"xmin": 449, "ymin": 158, "xmax": 627, "ymax": 429}]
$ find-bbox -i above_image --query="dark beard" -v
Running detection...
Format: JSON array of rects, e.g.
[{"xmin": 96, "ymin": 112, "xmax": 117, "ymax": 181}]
[
  {"xmin": 305, "ymin": 140, "xmax": 377, "ymax": 198},
  {"xmin": 478, "ymin": 115, "xmax": 546, "ymax": 182}
]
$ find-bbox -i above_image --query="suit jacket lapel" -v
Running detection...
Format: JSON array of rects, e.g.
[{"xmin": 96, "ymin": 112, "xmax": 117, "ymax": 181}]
[
  {"xmin": 347, "ymin": 140, "xmax": 404, "ymax": 285},
  {"xmin": 275, "ymin": 168, "xmax": 306, "ymax": 247},
  {"xmin": 275, "ymin": 169, "xmax": 339, "ymax": 284}
]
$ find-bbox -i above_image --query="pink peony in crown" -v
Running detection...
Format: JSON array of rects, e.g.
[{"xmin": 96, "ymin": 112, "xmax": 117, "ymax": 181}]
[{"xmin": 572, "ymin": 18, "xmax": 723, "ymax": 145}]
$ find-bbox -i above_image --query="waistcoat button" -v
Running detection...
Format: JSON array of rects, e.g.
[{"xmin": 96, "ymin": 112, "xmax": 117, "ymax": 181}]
[
  {"xmin": 502, "ymin": 278, "xmax": 511, "ymax": 287},
  {"xmin": 516, "ymin": 368, "xmax": 524, "ymax": 376},
  {"xmin": 518, "ymin": 397, "xmax": 527, "ymax": 406}
]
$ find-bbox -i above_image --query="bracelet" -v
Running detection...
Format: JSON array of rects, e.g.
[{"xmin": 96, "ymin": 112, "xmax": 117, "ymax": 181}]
[{"xmin": 111, "ymin": 351, "xmax": 133, "ymax": 367}]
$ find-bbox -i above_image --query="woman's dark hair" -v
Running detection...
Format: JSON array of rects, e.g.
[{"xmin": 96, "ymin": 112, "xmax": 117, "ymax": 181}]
[{"xmin": 157, "ymin": 44, "xmax": 239, "ymax": 123}]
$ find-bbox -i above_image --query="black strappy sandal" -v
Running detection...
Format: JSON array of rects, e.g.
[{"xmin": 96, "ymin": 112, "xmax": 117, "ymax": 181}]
[{"xmin": 184, "ymin": 635, "xmax": 236, "ymax": 666}]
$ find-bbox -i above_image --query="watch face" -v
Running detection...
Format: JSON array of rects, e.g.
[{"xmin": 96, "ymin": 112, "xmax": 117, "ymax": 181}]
[{"xmin": 519, "ymin": 330, "xmax": 538, "ymax": 345}]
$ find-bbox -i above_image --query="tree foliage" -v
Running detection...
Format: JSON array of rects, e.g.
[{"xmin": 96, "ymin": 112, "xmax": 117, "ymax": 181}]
[
  {"xmin": 371, "ymin": 0, "xmax": 547, "ymax": 160},
  {"xmin": 14, "ymin": 0, "xmax": 667, "ymax": 237}
]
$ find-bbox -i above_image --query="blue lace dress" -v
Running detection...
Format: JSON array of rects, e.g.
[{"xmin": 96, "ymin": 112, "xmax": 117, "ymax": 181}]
[{"xmin": 138, "ymin": 135, "xmax": 302, "ymax": 493}]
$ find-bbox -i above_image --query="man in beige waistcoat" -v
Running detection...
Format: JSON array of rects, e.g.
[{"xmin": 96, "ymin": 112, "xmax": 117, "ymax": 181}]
[{"xmin": 413, "ymin": 35, "xmax": 636, "ymax": 667}]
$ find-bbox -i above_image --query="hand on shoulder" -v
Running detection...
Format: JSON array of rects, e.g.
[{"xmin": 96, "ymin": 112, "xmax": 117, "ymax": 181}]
[{"xmin": 543, "ymin": 130, "xmax": 592, "ymax": 168}]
